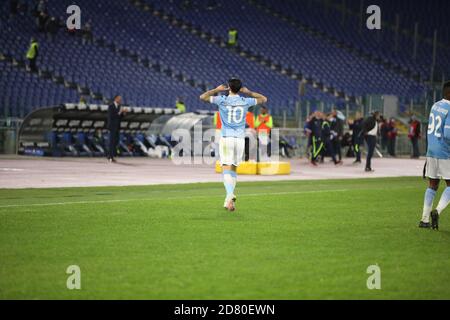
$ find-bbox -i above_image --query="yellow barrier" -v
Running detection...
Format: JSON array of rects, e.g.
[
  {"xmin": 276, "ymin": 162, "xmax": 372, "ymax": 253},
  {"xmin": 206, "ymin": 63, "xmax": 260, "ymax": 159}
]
[
  {"xmin": 215, "ymin": 161, "xmax": 258, "ymax": 175},
  {"xmin": 215, "ymin": 161, "xmax": 291, "ymax": 175},
  {"xmin": 257, "ymin": 162, "xmax": 291, "ymax": 175}
]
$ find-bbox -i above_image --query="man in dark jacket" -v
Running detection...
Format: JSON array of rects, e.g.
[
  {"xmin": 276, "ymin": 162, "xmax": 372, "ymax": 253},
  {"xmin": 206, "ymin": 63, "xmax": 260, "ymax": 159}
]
[
  {"xmin": 349, "ymin": 112, "xmax": 364, "ymax": 164},
  {"xmin": 322, "ymin": 113, "xmax": 342, "ymax": 166},
  {"xmin": 45, "ymin": 17, "xmax": 60, "ymax": 41},
  {"xmin": 361, "ymin": 111, "xmax": 380, "ymax": 172},
  {"xmin": 308, "ymin": 111, "xmax": 323, "ymax": 166},
  {"xmin": 387, "ymin": 118, "xmax": 398, "ymax": 157},
  {"xmin": 379, "ymin": 116, "xmax": 389, "ymax": 152},
  {"xmin": 408, "ymin": 116, "xmax": 421, "ymax": 158},
  {"xmin": 330, "ymin": 109, "xmax": 344, "ymax": 161},
  {"xmin": 107, "ymin": 95, "xmax": 126, "ymax": 162},
  {"xmin": 9, "ymin": 0, "xmax": 19, "ymax": 18}
]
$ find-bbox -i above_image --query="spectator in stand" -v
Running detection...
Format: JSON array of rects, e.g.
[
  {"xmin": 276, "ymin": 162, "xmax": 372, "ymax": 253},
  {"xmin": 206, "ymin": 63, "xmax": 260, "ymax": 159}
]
[
  {"xmin": 36, "ymin": 0, "xmax": 47, "ymax": 15},
  {"xmin": 45, "ymin": 16, "xmax": 60, "ymax": 41},
  {"xmin": 181, "ymin": 0, "xmax": 193, "ymax": 11},
  {"xmin": 17, "ymin": 0, "xmax": 28, "ymax": 15},
  {"xmin": 408, "ymin": 116, "xmax": 421, "ymax": 158},
  {"xmin": 387, "ymin": 118, "xmax": 398, "ymax": 157},
  {"xmin": 79, "ymin": 95, "xmax": 88, "ymax": 106},
  {"xmin": 82, "ymin": 20, "xmax": 93, "ymax": 45},
  {"xmin": 26, "ymin": 37, "xmax": 39, "ymax": 73},
  {"xmin": 228, "ymin": 27, "xmax": 238, "ymax": 47},
  {"xmin": 37, "ymin": 11, "xmax": 49, "ymax": 32},
  {"xmin": 9, "ymin": 0, "xmax": 19, "ymax": 19}
]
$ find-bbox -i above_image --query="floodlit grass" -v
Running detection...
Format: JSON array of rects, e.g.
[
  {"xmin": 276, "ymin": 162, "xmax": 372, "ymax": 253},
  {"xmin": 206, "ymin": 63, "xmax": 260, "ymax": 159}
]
[{"xmin": 0, "ymin": 177, "xmax": 449, "ymax": 299}]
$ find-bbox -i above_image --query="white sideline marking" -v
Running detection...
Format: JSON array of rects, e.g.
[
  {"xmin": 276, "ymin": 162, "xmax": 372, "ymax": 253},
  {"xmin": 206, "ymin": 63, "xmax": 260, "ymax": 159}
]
[
  {"xmin": 0, "ymin": 189, "xmax": 350, "ymax": 209},
  {"xmin": 0, "ymin": 168, "xmax": 24, "ymax": 172}
]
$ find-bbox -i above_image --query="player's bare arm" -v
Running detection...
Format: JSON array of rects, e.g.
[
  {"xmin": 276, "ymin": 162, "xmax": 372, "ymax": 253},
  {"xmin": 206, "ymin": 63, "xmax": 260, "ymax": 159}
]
[
  {"xmin": 240, "ymin": 87, "xmax": 268, "ymax": 105},
  {"xmin": 199, "ymin": 85, "xmax": 229, "ymax": 102}
]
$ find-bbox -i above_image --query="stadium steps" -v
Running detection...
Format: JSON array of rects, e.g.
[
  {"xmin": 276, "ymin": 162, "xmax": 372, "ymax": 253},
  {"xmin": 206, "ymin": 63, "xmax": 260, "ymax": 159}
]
[
  {"xmin": 129, "ymin": 0, "xmax": 356, "ymax": 104},
  {"xmin": 87, "ymin": 35, "xmax": 210, "ymax": 93},
  {"xmin": 33, "ymin": 10, "xmax": 208, "ymax": 104},
  {"xmin": 0, "ymin": 51, "xmax": 105, "ymax": 104},
  {"xmin": 245, "ymin": 0, "xmax": 422, "ymax": 84},
  {"xmin": 317, "ymin": 0, "xmax": 450, "ymax": 52}
]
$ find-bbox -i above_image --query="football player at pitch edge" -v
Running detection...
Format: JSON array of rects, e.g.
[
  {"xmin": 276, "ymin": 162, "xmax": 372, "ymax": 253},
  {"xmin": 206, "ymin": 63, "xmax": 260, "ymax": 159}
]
[
  {"xmin": 200, "ymin": 79, "xmax": 267, "ymax": 211},
  {"xmin": 420, "ymin": 81, "xmax": 450, "ymax": 230}
]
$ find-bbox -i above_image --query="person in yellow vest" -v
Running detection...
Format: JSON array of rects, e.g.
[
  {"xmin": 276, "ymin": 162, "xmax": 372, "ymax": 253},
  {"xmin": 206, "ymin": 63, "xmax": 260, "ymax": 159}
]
[
  {"xmin": 227, "ymin": 27, "xmax": 238, "ymax": 47},
  {"xmin": 26, "ymin": 38, "xmax": 39, "ymax": 73},
  {"xmin": 255, "ymin": 106, "xmax": 273, "ymax": 159},
  {"xmin": 255, "ymin": 106, "xmax": 273, "ymax": 135},
  {"xmin": 175, "ymin": 98, "xmax": 186, "ymax": 113}
]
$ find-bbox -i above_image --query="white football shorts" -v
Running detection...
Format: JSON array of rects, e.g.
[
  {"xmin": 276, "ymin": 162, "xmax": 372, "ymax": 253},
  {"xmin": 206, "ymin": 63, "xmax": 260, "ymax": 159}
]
[
  {"xmin": 219, "ymin": 136, "xmax": 245, "ymax": 167},
  {"xmin": 425, "ymin": 157, "xmax": 450, "ymax": 180}
]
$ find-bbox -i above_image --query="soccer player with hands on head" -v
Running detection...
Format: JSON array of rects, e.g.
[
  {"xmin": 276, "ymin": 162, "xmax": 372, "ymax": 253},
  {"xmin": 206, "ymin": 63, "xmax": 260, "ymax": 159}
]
[{"xmin": 200, "ymin": 79, "xmax": 267, "ymax": 211}]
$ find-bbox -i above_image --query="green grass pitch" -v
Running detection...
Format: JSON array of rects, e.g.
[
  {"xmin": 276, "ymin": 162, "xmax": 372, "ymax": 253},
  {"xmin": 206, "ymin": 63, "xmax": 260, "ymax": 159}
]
[{"xmin": 0, "ymin": 177, "xmax": 449, "ymax": 300}]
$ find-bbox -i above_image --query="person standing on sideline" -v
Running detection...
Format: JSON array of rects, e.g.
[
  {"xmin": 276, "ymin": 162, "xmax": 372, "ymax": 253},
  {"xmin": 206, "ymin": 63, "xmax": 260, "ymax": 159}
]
[
  {"xmin": 379, "ymin": 116, "xmax": 389, "ymax": 152},
  {"xmin": 322, "ymin": 114, "xmax": 342, "ymax": 166},
  {"xmin": 419, "ymin": 81, "xmax": 450, "ymax": 230},
  {"xmin": 309, "ymin": 111, "xmax": 323, "ymax": 166},
  {"xmin": 107, "ymin": 95, "xmax": 126, "ymax": 163},
  {"xmin": 387, "ymin": 118, "xmax": 398, "ymax": 157},
  {"xmin": 255, "ymin": 105, "xmax": 273, "ymax": 159},
  {"xmin": 349, "ymin": 112, "xmax": 364, "ymax": 164},
  {"xmin": 330, "ymin": 109, "xmax": 344, "ymax": 162},
  {"xmin": 361, "ymin": 111, "xmax": 380, "ymax": 172},
  {"xmin": 26, "ymin": 38, "xmax": 39, "ymax": 73},
  {"xmin": 409, "ymin": 116, "xmax": 421, "ymax": 158}
]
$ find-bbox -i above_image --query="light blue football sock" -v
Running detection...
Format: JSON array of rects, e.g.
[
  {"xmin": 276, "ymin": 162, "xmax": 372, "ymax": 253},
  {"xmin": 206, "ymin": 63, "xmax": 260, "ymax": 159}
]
[
  {"xmin": 436, "ymin": 187, "xmax": 450, "ymax": 215},
  {"xmin": 422, "ymin": 188, "xmax": 437, "ymax": 223},
  {"xmin": 223, "ymin": 170, "xmax": 235, "ymax": 197}
]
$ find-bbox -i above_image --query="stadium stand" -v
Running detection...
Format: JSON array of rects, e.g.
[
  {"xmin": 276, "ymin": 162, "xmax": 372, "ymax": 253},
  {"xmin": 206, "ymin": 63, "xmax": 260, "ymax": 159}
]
[
  {"xmin": 255, "ymin": 0, "xmax": 450, "ymax": 82},
  {"xmin": 145, "ymin": 0, "xmax": 427, "ymax": 98},
  {"xmin": 0, "ymin": 0, "xmax": 446, "ymax": 120}
]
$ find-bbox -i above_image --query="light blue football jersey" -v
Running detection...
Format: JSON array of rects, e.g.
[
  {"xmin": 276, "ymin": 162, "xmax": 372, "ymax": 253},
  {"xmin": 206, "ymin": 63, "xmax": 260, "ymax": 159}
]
[
  {"xmin": 427, "ymin": 99, "xmax": 450, "ymax": 159},
  {"xmin": 211, "ymin": 95, "xmax": 257, "ymax": 138}
]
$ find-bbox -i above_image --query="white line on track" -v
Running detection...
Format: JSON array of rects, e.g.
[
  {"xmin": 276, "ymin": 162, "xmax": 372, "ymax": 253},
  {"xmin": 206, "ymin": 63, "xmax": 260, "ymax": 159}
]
[
  {"xmin": 0, "ymin": 189, "xmax": 350, "ymax": 209},
  {"xmin": 0, "ymin": 168, "xmax": 24, "ymax": 172}
]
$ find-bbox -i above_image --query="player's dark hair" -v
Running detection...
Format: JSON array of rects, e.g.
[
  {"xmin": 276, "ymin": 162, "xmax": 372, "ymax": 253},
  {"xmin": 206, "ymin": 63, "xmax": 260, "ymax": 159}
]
[
  {"xmin": 443, "ymin": 81, "xmax": 450, "ymax": 98},
  {"xmin": 228, "ymin": 78, "xmax": 242, "ymax": 94},
  {"xmin": 113, "ymin": 95, "xmax": 121, "ymax": 101}
]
